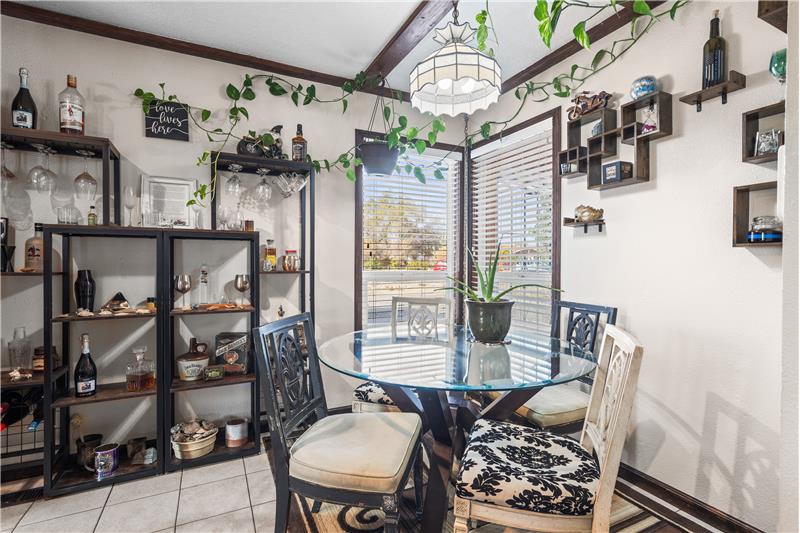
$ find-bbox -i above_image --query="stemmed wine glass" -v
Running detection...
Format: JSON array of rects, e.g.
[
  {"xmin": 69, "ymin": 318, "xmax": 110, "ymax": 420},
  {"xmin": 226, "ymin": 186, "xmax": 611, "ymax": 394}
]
[
  {"xmin": 74, "ymin": 150, "xmax": 97, "ymax": 201},
  {"xmin": 38, "ymin": 148, "xmax": 58, "ymax": 194},
  {"xmin": 174, "ymin": 274, "xmax": 192, "ymax": 309},
  {"xmin": 1, "ymin": 143, "xmax": 19, "ymax": 197},
  {"xmin": 123, "ymin": 186, "xmax": 137, "ymax": 226},
  {"xmin": 225, "ymin": 164, "xmax": 243, "ymax": 200},
  {"xmin": 234, "ymin": 274, "xmax": 250, "ymax": 307},
  {"xmin": 254, "ymin": 168, "xmax": 272, "ymax": 206},
  {"xmin": 218, "ymin": 206, "xmax": 232, "ymax": 230},
  {"xmin": 26, "ymin": 144, "xmax": 48, "ymax": 191}
]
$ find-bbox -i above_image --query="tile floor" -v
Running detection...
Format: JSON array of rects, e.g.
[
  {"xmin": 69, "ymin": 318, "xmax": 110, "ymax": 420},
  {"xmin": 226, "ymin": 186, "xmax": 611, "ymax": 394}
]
[{"xmin": 1, "ymin": 454, "xmax": 276, "ymax": 533}]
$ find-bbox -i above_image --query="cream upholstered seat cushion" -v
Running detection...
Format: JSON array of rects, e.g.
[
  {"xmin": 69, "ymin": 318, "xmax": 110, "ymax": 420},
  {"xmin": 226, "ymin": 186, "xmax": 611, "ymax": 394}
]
[
  {"xmin": 524, "ymin": 382, "xmax": 590, "ymax": 427},
  {"xmin": 290, "ymin": 412, "xmax": 421, "ymax": 493}
]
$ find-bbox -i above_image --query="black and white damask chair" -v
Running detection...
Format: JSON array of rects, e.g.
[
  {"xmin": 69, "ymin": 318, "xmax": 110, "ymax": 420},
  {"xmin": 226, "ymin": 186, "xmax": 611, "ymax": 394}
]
[
  {"xmin": 352, "ymin": 296, "xmax": 452, "ymax": 413},
  {"xmin": 254, "ymin": 314, "xmax": 423, "ymax": 533},
  {"xmin": 482, "ymin": 301, "xmax": 617, "ymax": 432},
  {"xmin": 452, "ymin": 324, "xmax": 644, "ymax": 533}
]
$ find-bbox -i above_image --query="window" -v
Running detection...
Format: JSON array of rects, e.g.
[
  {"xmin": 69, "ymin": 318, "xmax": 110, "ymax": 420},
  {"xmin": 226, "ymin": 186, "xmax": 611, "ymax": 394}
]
[
  {"xmin": 356, "ymin": 143, "xmax": 462, "ymax": 333},
  {"xmin": 469, "ymin": 116, "xmax": 558, "ymax": 340}
]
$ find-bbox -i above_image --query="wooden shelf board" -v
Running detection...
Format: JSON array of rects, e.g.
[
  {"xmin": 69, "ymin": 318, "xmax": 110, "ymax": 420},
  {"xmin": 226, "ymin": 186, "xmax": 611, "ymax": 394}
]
[
  {"xmin": 171, "ymin": 373, "xmax": 256, "ymax": 392},
  {"xmin": 170, "ymin": 305, "xmax": 255, "ymax": 316},
  {"xmin": 733, "ymin": 241, "xmax": 782, "ymax": 248},
  {"xmin": 679, "ymin": 71, "xmax": 746, "ymax": 109},
  {"xmin": 589, "ymin": 177, "xmax": 649, "ymax": 191},
  {"xmin": 743, "ymin": 153, "xmax": 779, "ymax": 165},
  {"xmin": 1, "ymin": 128, "xmax": 120, "ymax": 159},
  {"xmin": 560, "ymin": 171, "xmax": 586, "ymax": 179},
  {"xmin": 212, "ymin": 152, "xmax": 313, "ymax": 176},
  {"xmin": 260, "ymin": 270, "xmax": 310, "ymax": 275},
  {"xmin": 52, "ymin": 381, "xmax": 156, "ymax": 408},
  {"xmin": 1, "ymin": 371, "xmax": 44, "ymax": 389},
  {"xmin": 564, "ymin": 218, "xmax": 604, "ymax": 228},
  {"xmin": 53, "ymin": 311, "xmax": 156, "ymax": 323},
  {"xmin": 1, "ymin": 271, "xmax": 64, "ymax": 277},
  {"xmin": 51, "ymin": 460, "xmax": 159, "ymax": 493},
  {"xmin": 170, "ymin": 438, "xmax": 257, "ymax": 469}
]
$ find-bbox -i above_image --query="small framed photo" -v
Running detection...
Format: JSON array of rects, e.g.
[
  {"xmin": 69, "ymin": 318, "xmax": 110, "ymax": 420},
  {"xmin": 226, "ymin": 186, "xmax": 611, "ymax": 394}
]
[
  {"xmin": 140, "ymin": 175, "xmax": 197, "ymax": 227},
  {"xmin": 754, "ymin": 129, "xmax": 782, "ymax": 156}
]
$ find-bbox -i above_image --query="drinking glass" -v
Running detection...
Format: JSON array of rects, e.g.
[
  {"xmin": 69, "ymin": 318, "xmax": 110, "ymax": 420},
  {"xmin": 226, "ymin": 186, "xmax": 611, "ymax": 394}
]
[
  {"xmin": 234, "ymin": 274, "xmax": 250, "ymax": 307},
  {"xmin": 73, "ymin": 150, "xmax": 97, "ymax": 201},
  {"xmin": 218, "ymin": 206, "xmax": 232, "ymax": 230},
  {"xmin": 57, "ymin": 206, "xmax": 81, "ymax": 225},
  {"xmin": 1, "ymin": 144, "xmax": 19, "ymax": 198},
  {"xmin": 191, "ymin": 202, "xmax": 202, "ymax": 229},
  {"xmin": 225, "ymin": 164, "xmax": 243, "ymax": 199},
  {"xmin": 174, "ymin": 274, "xmax": 192, "ymax": 309},
  {"xmin": 8, "ymin": 326, "xmax": 32, "ymax": 372},
  {"xmin": 26, "ymin": 144, "xmax": 48, "ymax": 191},
  {"xmin": 38, "ymin": 149, "xmax": 58, "ymax": 194},
  {"xmin": 231, "ymin": 204, "xmax": 244, "ymax": 231},
  {"xmin": 254, "ymin": 168, "xmax": 272, "ymax": 206},
  {"xmin": 123, "ymin": 186, "xmax": 137, "ymax": 226}
]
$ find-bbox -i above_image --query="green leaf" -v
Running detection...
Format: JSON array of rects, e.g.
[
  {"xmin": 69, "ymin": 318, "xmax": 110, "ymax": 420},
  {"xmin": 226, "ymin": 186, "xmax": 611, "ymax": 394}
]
[
  {"xmin": 342, "ymin": 99, "xmax": 348, "ymax": 113},
  {"xmin": 432, "ymin": 118, "xmax": 446, "ymax": 133},
  {"xmin": 554, "ymin": 89, "xmax": 571, "ymax": 98},
  {"xmin": 242, "ymin": 87, "xmax": 256, "ymax": 100},
  {"xmin": 539, "ymin": 18, "xmax": 553, "ymax": 48},
  {"xmin": 570, "ymin": 64, "xmax": 580, "ymax": 80},
  {"xmin": 346, "ymin": 168, "xmax": 357, "ymax": 182},
  {"xmin": 534, "ymin": 0, "xmax": 548, "ymax": 21},
  {"xmin": 669, "ymin": 0, "xmax": 687, "ymax": 19},
  {"xmin": 398, "ymin": 115, "xmax": 407, "ymax": 128},
  {"xmin": 428, "ymin": 131, "xmax": 437, "ymax": 145},
  {"xmin": 342, "ymin": 159, "xmax": 350, "ymax": 169},
  {"xmin": 476, "ymin": 24, "xmax": 489, "ymax": 51},
  {"xmin": 413, "ymin": 167, "xmax": 426, "ymax": 184},
  {"xmin": 480, "ymin": 122, "xmax": 491, "ymax": 139},
  {"xmin": 238, "ymin": 107, "xmax": 249, "ymax": 119},
  {"xmin": 243, "ymin": 75, "xmax": 252, "ymax": 87},
  {"xmin": 434, "ymin": 169, "xmax": 444, "ymax": 180},
  {"xmin": 515, "ymin": 87, "xmax": 524, "ymax": 100},
  {"xmin": 226, "ymin": 83, "xmax": 240, "ymax": 100},
  {"xmin": 342, "ymin": 80, "xmax": 354, "ymax": 94},
  {"xmin": 476, "ymin": 10, "xmax": 487, "ymax": 24},
  {"xmin": 415, "ymin": 139, "xmax": 427, "ymax": 154},
  {"xmin": 573, "ymin": 21, "xmax": 590, "ymax": 49},
  {"xmin": 405, "ymin": 163, "xmax": 413, "ymax": 174},
  {"xmin": 201, "ymin": 109, "xmax": 211, "ymax": 121},
  {"xmin": 229, "ymin": 107, "xmax": 239, "ymax": 117},
  {"xmin": 303, "ymin": 85, "xmax": 316, "ymax": 105},
  {"xmin": 324, "ymin": 160, "xmax": 331, "ymax": 171},
  {"xmin": 383, "ymin": 105, "xmax": 391, "ymax": 122},
  {"xmin": 553, "ymin": 76, "xmax": 562, "ymax": 92},
  {"xmin": 406, "ymin": 127, "xmax": 418, "ymax": 141},
  {"xmin": 259, "ymin": 133, "xmax": 275, "ymax": 146},
  {"xmin": 633, "ymin": 0, "xmax": 652, "ymax": 16},
  {"xmin": 248, "ymin": 130, "xmax": 257, "ymax": 138},
  {"xmin": 591, "ymin": 50, "xmax": 608, "ymax": 69},
  {"xmin": 353, "ymin": 157, "xmax": 363, "ymax": 167},
  {"xmin": 312, "ymin": 161, "xmax": 321, "ymax": 173},
  {"xmin": 386, "ymin": 131, "xmax": 400, "ymax": 149},
  {"xmin": 268, "ymin": 82, "xmax": 287, "ymax": 96},
  {"xmin": 493, "ymin": 283, "xmax": 561, "ymax": 302},
  {"xmin": 186, "ymin": 199, "xmax": 196, "ymax": 206},
  {"xmin": 291, "ymin": 91, "xmax": 299, "ymax": 106},
  {"xmin": 134, "ymin": 88, "xmax": 144, "ymax": 97}
]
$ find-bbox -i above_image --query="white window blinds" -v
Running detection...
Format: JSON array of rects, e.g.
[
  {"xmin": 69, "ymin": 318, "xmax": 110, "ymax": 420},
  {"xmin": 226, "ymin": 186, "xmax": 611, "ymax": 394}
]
[
  {"xmin": 361, "ymin": 151, "xmax": 461, "ymax": 332},
  {"xmin": 470, "ymin": 123, "xmax": 555, "ymax": 339}
]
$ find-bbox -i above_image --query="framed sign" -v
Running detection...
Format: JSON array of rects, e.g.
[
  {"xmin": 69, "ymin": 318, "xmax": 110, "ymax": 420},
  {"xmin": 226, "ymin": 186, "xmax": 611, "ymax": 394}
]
[
  {"xmin": 145, "ymin": 100, "xmax": 189, "ymax": 141},
  {"xmin": 140, "ymin": 175, "xmax": 197, "ymax": 227}
]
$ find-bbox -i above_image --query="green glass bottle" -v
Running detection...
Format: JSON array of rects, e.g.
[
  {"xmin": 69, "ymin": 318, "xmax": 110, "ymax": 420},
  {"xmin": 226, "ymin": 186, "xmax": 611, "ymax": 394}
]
[{"xmin": 702, "ymin": 10, "xmax": 727, "ymax": 89}]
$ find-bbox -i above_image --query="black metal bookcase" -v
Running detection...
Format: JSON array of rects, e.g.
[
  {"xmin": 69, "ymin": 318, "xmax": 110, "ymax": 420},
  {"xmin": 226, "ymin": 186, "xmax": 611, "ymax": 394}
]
[
  {"xmin": 40, "ymin": 225, "xmax": 262, "ymax": 496},
  {"xmin": 209, "ymin": 152, "xmax": 315, "ymax": 318},
  {"xmin": 161, "ymin": 228, "xmax": 261, "ymax": 472}
]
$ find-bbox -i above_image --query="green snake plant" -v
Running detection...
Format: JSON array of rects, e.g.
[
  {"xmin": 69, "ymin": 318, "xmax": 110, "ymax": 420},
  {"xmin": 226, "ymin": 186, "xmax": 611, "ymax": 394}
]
[{"xmin": 439, "ymin": 241, "xmax": 560, "ymax": 302}]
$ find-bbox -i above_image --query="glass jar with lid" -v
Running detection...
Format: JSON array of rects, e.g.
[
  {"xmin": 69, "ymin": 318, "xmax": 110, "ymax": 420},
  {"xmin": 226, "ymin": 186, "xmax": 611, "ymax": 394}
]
[
  {"xmin": 126, "ymin": 346, "xmax": 156, "ymax": 392},
  {"xmin": 280, "ymin": 249, "xmax": 299, "ymax": 272}
]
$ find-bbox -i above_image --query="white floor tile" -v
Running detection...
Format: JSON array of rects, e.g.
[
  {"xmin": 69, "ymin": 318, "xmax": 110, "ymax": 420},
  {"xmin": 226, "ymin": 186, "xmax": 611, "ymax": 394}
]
[
  {"xmin": 251, "ymin": 502, "xmax": 276, "ymax": 533},
  {"xmin": 13, "ymin": 508, "xmax": 101, "ymax": 533},
  {"xmin": 106, "ymin": 472, "xmax": 181, "ymax": 506},
  {"xmin": 177, "ymin": 475, "xmax": 250, "ymax": 525},
  {"xmin": 1, "ymin": 502, "xmax": 31, "ymax": 532},
  {"xmin": 242, "ymin": 453, "xmax": 270, "ymax": 475},
  {"xmin": 246, "ymin": 473, "xmax": 276, "ymax": 506},
  {"xmin": 18, "ymin": 487, "xmax": 110, "ymax": 527},
  {"xmin": 95, "ymin": 490, "xmax": 179, "ymax": 533},
  {"xmin": 175, "ymin": 508, "xmax": 254, "ymax": 533},
  {"xmin": 180, "ymin": 459, "xmax": 244, "ymax": 489}
]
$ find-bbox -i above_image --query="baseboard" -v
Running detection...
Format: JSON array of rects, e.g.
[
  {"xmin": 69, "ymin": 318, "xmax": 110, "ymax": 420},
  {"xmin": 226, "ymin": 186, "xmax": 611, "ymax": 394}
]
[{"xmin": 618, "ymin": 463, "xmax": 764, "ymax": 533}]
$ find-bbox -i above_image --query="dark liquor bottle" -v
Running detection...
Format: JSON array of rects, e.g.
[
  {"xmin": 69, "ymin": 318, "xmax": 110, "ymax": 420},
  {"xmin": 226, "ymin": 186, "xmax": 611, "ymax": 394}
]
[
  {"xmin": 74, "ymin": 333, "xmax": 97, "ymax": 398},
  {"xmin": 292, "ymin": 124, "xmax": 307, "ymax": 162},
  {"xmin": 11, "ymin": 67, "xmax": 37, "ymax": 129},
  {"xmin": 702, "ymin": 10, "xmax": 727, "ymax": 89}
]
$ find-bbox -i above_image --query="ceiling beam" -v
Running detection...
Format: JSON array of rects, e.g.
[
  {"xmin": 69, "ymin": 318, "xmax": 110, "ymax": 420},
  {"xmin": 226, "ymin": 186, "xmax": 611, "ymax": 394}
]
[
  {"xmin": 364, "ymin": 0, "xmax": 454, "ymax": 80},
  {"xmin": 500, "ymin": 1, "xmax": 665, "ymax": 94},
  {"xmin": 0, "ymin": 1, "xmax": 409, "ymax": 101}
]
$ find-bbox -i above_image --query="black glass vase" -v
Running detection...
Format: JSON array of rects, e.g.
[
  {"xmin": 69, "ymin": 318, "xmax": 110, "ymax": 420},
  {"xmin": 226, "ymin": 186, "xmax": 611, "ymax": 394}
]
[{"xmin": 74, "ymin": 269, "xmax": 95, "ymax": 311}]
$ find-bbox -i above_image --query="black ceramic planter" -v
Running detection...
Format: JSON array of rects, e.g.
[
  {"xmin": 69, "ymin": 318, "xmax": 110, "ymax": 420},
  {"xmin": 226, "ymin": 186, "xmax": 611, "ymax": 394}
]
[
  {"xmin": 75, "ymin": 269, "xmax": 96, "ymax": 311},
  {"xmin": 357, "ymin": 142, "xmax": 400, "ymax": 175},
  {"xmin": 465, "ymin": 299, "xmax": 514, "ymax": 343}
]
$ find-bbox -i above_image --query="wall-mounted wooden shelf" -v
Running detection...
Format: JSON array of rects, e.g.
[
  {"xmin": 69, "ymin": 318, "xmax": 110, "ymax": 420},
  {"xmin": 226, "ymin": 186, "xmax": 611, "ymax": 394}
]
[
  {"xmin": 757, "ymin": 0, "xmax": 787, "ymax": 32},
  {"xmin": 742, "ymin": 101, "xmax": 785, "ymax": 164},
  {"xmin": 563, "ymin": 218, "xmax": 604, "ymax": 233},
  {"xmin": 732, "ymin": 181, "xmax": 782, "ymax": 248},
  {"xmin": 679, "ymin": 71, "xmax": 746, "ymax": 112}
]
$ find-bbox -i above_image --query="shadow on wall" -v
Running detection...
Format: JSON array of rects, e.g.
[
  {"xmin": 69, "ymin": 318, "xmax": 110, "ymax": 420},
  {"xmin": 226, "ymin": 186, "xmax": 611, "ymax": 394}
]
[{"xmin": 626, "ymin": 388, "xmax": 778, "ymax": 530}]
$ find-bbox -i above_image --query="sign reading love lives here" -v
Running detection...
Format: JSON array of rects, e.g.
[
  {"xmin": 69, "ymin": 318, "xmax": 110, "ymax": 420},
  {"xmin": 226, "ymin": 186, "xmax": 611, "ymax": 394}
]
[{"xmin": 145, "ymin": 100, "xmax": 189, "ymax": 141}]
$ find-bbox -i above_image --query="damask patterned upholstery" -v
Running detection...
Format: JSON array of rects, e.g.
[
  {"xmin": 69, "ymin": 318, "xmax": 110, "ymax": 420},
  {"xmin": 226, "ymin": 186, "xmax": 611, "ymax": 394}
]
[
  {"xmin": 456, "ymin": 419, "xmax": 599, "ymax": 516},
  {"xmin": 353, "ymin": 381, "xmax": 396, "ymax": 406}
]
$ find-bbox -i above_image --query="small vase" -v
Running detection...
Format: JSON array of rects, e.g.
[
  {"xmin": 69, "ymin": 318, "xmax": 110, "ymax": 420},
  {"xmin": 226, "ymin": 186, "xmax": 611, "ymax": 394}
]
[
  {"xmin": 465, "ymin": 300, "xmax": 515, "ymax": 344},
  {"xmin": 74, "ymin": 269, "xmax": 96, "ymax": 311}
]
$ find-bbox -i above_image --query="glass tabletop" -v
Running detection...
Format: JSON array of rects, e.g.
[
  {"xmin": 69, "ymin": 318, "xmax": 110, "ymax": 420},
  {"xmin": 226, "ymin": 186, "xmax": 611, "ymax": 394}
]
[{"xmin": 317, "ymin": 325, "xmax": 597, "ymax": 392}]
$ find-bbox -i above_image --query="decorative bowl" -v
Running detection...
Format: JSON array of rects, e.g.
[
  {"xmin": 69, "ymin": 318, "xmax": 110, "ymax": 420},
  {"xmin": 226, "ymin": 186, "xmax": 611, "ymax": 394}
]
[
  {"xmin": 171, "ymin": 428, "xmax": 218, "ymax": 459},
  {"xmin": 630, "ymin": 76, "xmax": 659, "ymax": 100},
  {"xmin": 575, "ymin": 205, "xmax": 604, "ymax": 222}
]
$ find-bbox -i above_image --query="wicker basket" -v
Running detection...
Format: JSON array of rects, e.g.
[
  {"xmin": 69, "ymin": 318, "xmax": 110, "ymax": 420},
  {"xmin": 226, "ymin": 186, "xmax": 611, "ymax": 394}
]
[{"xmin": 171, "ymin": 429, "xmax": 218, "ymax": 460}]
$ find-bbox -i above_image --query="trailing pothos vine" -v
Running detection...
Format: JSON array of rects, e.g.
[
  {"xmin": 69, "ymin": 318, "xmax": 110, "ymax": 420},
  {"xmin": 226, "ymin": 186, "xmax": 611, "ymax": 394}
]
[{"xmin": 133, "ymin": 0, "xmax": 687, "ymax": 207}]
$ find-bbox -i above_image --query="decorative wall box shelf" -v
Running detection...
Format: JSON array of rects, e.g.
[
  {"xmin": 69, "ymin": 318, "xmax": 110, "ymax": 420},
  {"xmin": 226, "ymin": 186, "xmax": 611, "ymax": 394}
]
[
  {"xmin": 732, "ymin": 181, "xmax": 781, "ymax": 248},
  {"xmin": 757, "ymin": 0, "xmax": 787, "ymax": 32},
  {"xmin": 563, "ymin": 218, "xmax": 604, "ymax": 233},
  {"xmin": 679, "ymin": 71, "xmax": 746, "ymax": 112},
  {"xmin": 742, "ymin": 101, "xmax": 785, "ymax": 164}
]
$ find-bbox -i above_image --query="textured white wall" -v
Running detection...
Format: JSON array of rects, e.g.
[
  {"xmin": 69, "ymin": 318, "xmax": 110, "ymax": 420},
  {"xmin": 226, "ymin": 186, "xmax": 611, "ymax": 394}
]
[
  {"xmin": 0, "ymin": 15, "xmax": 462, "ymax": 449},
  {"xmin": 470, "ymin": 2, "xmax": 788, "ymax": 529}
]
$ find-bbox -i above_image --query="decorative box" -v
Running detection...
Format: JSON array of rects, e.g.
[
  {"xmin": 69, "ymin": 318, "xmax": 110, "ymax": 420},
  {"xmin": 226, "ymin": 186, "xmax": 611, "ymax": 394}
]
[
  {"xmin": 602, "ymin": 161, "xmax": 633, "ymax": 184},
  {"xmin": 214, "ymin": 332, "xmax": 250, "ymax": 375}
]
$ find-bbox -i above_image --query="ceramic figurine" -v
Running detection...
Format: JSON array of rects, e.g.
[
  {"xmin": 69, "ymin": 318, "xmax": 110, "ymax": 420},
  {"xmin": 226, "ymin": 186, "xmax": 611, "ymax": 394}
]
[
  {"xmin": 263, "ymin": 125, "xmax": 285, "ymax": 159},
  {"xmin": 567, "ymin": 91, "xmax": 612, "ymax": 121},
  {"xmin": 630, "ymin": 76, "xmax": 659, "ymax": 100}
]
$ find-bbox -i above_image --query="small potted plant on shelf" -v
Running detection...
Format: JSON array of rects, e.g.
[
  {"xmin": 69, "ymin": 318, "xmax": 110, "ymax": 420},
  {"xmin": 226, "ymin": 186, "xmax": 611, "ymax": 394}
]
[{"xmin": 440, "ymin": 241, "xmax": 560, "ymax": 343}]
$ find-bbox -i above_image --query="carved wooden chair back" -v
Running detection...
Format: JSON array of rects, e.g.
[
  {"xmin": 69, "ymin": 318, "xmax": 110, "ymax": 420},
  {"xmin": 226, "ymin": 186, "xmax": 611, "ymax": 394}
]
[
  {"xmin": 391, "ymin": 296, "xmax": 452, "ymax": 342},
  {"xmin": 253, "ymin": 313, "xmax": 327, "ymax": 478},
  {"xmin": 580, "ymin": 324, "xmax": 644, "ymax": 531},
  {"xmin": 551, "ymin": 300, "xmax": 617, "ymax": 354}
]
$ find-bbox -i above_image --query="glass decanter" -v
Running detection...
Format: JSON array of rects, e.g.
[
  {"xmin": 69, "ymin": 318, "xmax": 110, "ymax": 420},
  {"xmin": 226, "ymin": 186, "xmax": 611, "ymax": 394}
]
[{"xmin": 125, "ymin": 346, "xmax": 156, "ymax": 392}]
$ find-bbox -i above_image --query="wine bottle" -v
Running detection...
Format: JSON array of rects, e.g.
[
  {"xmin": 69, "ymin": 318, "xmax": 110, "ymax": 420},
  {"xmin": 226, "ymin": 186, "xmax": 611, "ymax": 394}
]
[
  {"xmin": 74, "ymin": 333, "xmax": 97, "ymax": 398},
  {"xmin": 11, "ymin": 67, "xmax": 37, "ymax": 129},
  {"xmin": 702, "ymin": 10, "xmax": 727, "ymax": 89}
]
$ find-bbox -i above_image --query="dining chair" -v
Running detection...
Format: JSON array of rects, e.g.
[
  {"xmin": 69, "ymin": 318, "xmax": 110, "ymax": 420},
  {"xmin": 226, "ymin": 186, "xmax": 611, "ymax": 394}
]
[
  {"xmin": 453, "ymin": 324, "xmax": 644, "ymax": 533},
  {"xmin": 352, "ymin": 296, "xmax": 452, "ymax": 413},
  {"xmin": 480, "ymin": 300, "xmax": 617, "ymax": 432},
  {"xmin": 254, "ymin": 313, "xmax": 423, "ymax": 533}
]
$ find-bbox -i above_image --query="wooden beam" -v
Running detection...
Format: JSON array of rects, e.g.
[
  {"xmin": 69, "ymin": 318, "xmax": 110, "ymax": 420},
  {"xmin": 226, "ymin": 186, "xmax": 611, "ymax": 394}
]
[
  {"xmin": 501, "ymin": 2, "xmax": 665, "ymax": 93},
  {"xmin": 0, "ymin": 1, "xmax": 409, "ymax": 101},
  {"xmin": 364, "ymin": 0, "xmax": 454, "ymax": 79}
]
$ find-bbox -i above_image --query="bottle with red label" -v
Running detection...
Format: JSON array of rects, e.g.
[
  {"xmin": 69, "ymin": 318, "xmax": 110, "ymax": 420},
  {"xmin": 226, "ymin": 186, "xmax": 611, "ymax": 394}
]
[{"xmin": 59, "ymin": 74, "xmax": 85, "ymax": 135}]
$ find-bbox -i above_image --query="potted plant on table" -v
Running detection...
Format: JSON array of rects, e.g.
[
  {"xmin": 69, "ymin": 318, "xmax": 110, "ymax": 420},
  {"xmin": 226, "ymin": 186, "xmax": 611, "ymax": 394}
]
[{"xmin": 440, "ymin": 241, "xmax": 560, "ymax": 343}]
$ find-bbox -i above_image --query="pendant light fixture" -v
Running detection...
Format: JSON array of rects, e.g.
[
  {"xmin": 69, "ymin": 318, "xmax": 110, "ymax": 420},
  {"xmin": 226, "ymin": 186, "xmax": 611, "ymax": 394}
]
[{"xmin": 409, "ymin": 0, "xmax": 501, "ymax": 117}]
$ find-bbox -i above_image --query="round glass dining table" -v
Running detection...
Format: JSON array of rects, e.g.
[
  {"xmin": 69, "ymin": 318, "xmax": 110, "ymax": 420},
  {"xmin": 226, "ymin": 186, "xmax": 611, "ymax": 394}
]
[{"xmin": 318, "ymin": 325, "xmax": 596, "ymax": 531}]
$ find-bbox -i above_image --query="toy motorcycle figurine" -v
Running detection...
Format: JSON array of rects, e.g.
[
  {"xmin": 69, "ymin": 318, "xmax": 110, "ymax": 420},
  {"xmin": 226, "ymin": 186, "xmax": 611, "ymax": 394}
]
[
  {"xmin": 567, "ymin": 91, "xmax": 612, "ymax": 121},
  {"xmin": 263, "ymin": 125, "xmax": 286, "ymax": 160}
]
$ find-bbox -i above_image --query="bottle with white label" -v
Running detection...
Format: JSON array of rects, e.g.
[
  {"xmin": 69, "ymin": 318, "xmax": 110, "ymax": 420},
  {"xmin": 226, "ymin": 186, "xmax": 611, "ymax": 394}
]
[
  {"xmin": 199, "ymin": 263, "xmax": 209, "ymax": 305},
  {"xmin": 74, "ymin": 333, "xmax": 97, "ymax": 398},
  {"xmin": 11, "ymin": 67, "xmax": 37, "ymax": 129},
  {"xmin": 59, "ymin": 74, "xmax": 84, "ymax": 135}
]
